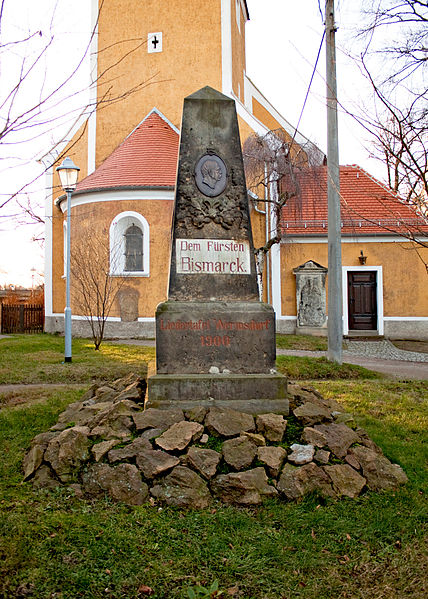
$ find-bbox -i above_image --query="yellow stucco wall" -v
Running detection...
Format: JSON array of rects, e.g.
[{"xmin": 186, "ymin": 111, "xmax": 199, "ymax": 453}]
[
  {"xmin": 281, "ymin": 240, "xmax": 428, "ymax": 317},
  {"xmin": 95, "ymin": 0, "xmax": 223, "ymax": 167},
  {"xmin": 53, "ymin": 199, "xmax": 174, "ymax": 316},
  {"xmin": 231, "ymin": 0, "xmax": 246, "ymax": 103}
]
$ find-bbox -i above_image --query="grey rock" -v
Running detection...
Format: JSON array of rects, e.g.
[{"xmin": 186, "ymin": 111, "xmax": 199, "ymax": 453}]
[
  {"xmin": 345, "ymin": 453, "xmax": 361, "ymax": 471},
  {"xmin": 241, "ymin": 431, "xmax": 266, "ymax": 446},
  {"xmin": 80, "ymin": 384, "xmax": 98, "ymax": 402},
  {"xmin": 302, "ymin": 427, "xmax": 327, "ymax": 448},
  {"xmin": 136, "ymin": 448, "xmax": 180, "ymax": 479},
  {"xmin": 184, "ymin": 406, "xmax": 208, "ymax": 423},
  {"xmin": 355, "ymin": 427, "xmax": 384, "ymax": 454},
  {"xmin": 110, "ymin": 372, "xmax": 143, "ymax": 392},
  {"xmin": 257, "ymin": 446, "xmax": 286, "ymax": 477},
  {"xmin": 205, "ymin": 407, "xmax": 255, "ymax": 438},
  {"xmin": 199, "ymin": 434, "xmax": 209, "ymax": 444},
  {"xmin": 108, "ymin": 437, "xmax": 152, "ymax": 463},
  {"xmin": 150, "ymin": 466, "xmax": 212, "ymax": 508},
  {"xmin": 30, "ymin": 431, "xmax": 57, "ymax": 449},
  {"xmin": 288, "ymin": 444, "xmax": 315, "ymax": 465},
  {"xmin": 293, "ymin": 402, "xmax": 332, "ymax": 425},
  {"xmin": 82, "ymin": 463, "xmax": 148, "ymax": 505},
  {"xmin": 255, "ymin": 413, "xmax": 286, "ymax": 443},
  {"xmin": 324, "ymin": 464, "xmax": 366, "ymax": 498},
  {"xmin": 277, "ymin": 463, "xmax": 335, "ymax": 500},
  {"xmin": 348, "ymin": 446, "xmax": 408, "ymax": 491},
  {"xmin": 314, "ymin": 449, "xmax": 331, "ymax": 465},
  {"xmin": 313, "ymin": 423, "xmax": 360, "ymax": 458},
  {"xmin": 92, "ymin": 400, "xmax": 140, "ymax": 427},
  {"xmin": 94, "ymin": 386, "xmax": 118, "ymax": 403},
  {"xmin": 222, "ymin": 436, "xmax": 257, "ymax": 470},
  {"xmin": 31, "ymin": 465, "xmax": 60, "ymax": 490},
  {"xmin": 333, "ymin": 412, "xmax": 355, "ymax": 426},
  {"xmin": 140, "ymin": 427, "xmax": 163, "ymax": 441},
  {"xmin": 90, "ymin": 417, "xmax": 133, "ymax": 441},
  {"xmin": 23, "ymin": 445, "xmax": 45, "ymax": 480},
  {"xmin": 211, "ymin": 467, "xmax": 278, "ymax": 505},
  {"xmin": 115, "ymin": 381, "xmax": 145, "ymax": 403},
  {"xmin": 44, "ymin": 426, "xmax": 91, "ymax": 482},
  {"xmin": 133, "ymin": 408, "xmax": 184, "ymax": 432},
  {"xmin": 92, "ymin": 439, "xmax": 121, "ymax": 462},
  {"xmin": 155, "ymin": 421, "xmax": 204, "ymax": 452},
  {"xmin": 186, "ymin": 446, "xmax": 221, "ymax": 479}
]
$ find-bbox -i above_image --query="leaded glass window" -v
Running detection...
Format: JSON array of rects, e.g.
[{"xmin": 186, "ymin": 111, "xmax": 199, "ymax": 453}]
[{"xmin": 124, "ymin": 224, "xmax": 143, "ymax": 271}]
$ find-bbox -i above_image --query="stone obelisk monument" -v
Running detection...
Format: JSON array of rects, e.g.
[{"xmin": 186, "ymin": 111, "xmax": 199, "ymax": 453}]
[{"xmin": 147, "ymin": 87, "xmax": 288, "ymax": 414}]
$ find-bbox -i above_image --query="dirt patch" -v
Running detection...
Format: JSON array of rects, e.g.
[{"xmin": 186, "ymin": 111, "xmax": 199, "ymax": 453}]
[
  {"xmin": 0, "ymin": 384, "xmax": 83, "ymax": 408},
  {"xmin": 392, "ymin": 340, "xmax": 428, "ymax": 354}
]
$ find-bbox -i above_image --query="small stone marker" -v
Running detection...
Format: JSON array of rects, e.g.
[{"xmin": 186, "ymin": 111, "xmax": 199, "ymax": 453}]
[{"xmin": 147, "ymin": 86, "xmax": 288, "ymax": 413}]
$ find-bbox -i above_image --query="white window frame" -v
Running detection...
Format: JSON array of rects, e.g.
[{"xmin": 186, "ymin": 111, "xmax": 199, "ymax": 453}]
[
  {"xmin": 342, "ymin": 265, "xmax": 384, "ymax": 335},
  {"xmin": 109, "ymin": 211, "xmax": 150, "ymax": 277}
]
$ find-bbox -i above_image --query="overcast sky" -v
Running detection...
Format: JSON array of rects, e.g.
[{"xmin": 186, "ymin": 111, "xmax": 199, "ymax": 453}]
[{"xmin": 0, "ymin": 0, "xmax": 381, "ymax": 288}]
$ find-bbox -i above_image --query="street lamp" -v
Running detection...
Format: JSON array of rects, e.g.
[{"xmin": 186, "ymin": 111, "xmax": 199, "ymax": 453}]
[{"xmin": 56, "ymin": 157, "xmax": 80, "ymax": 363}]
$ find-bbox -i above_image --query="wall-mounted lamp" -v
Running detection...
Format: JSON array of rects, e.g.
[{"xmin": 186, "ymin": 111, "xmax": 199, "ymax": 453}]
[{"xmin": 358, "ymin": 250, "xmax": 367, "ymax": 265}]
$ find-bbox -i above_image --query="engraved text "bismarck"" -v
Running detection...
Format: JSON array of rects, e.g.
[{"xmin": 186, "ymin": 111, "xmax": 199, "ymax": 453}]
[{"xmin": 176, "ymin": 238, "xmax": 251, "ymax": 275}]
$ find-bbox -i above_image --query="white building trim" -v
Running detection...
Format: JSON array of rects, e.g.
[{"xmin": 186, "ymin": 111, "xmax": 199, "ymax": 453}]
[
  {"xmin": 342, "ymin": 265, "xmax": 384, "ymax": 336},
  {"xmin": 282, "ymin": 236, "xmax": 428, "ymax": 244},
  {"xmin": 109, "ymin": 211, "xmax": 150, "ymax": 277},
  {"xmin": 221, "ymin": 0, "xmax": 233, "ymax": 96},
  {"xmin": 58, "ymin": 188, "xmax": 174, "ymax": 212},
  {"xmin": 384, "ymin": 316, "xmax": 428, "ymax": 321}
]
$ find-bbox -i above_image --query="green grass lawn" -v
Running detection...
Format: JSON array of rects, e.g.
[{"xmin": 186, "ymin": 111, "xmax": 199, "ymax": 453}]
[{"xmin": 0, "ymin": 335, "xmax": 427, "ymax": 598}]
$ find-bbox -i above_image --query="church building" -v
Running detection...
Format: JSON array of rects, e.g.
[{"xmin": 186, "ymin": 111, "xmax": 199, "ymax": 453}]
[{"xmin": 45, "ymin": 0, "xmax": 428, "ymax": 340}]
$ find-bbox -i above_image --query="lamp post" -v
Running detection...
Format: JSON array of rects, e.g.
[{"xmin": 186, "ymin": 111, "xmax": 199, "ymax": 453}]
[{"xmin": 56, "ymin": 157, "xmax": 80, "ymax": 363}]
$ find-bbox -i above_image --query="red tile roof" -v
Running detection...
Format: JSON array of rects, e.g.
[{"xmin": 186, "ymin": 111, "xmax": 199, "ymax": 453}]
[
  {"xmin": 281, "ymin": 165, "xmax": 428, "ymax": 236},
  {"xmin": 75, "ymin": 110, "xmax": 179, "ymax": 194}
]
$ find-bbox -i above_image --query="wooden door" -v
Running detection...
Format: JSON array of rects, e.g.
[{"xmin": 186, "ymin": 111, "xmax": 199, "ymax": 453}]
[{"xmin": 348, "ymin": 271, "xmax": 377, "ymax": 330}]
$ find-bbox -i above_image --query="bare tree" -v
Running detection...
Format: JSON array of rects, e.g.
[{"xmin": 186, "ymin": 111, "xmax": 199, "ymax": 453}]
[
  {"xmin": 70, "ymin": 229, "xmax": 124, "ymax": 350},
  {"xmin": 345, "ymin": 0, "xmax": 427, "ymax": 213},
  {"xmin": 0, "ymin": 0, "xmax": 160, "ymax": 219},
  {"xmin": 243, "ymin": 128, "xmax": 323, "ymax": 297}
]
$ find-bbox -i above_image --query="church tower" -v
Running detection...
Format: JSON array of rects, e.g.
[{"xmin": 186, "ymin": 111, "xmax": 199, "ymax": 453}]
[{"xmin": 45, "ymin": 1, "xmax": 317, "ymax": 337}]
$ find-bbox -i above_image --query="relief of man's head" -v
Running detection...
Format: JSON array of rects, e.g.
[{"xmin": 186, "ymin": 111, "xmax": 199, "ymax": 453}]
[{"xmin": 201, "ymin": 159, "xmax": 222, "ymax": 189}]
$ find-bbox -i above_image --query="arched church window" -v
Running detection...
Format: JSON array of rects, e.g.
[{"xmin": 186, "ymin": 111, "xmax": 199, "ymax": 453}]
[
  {"xmin": 124, "ymin": 224, "xmax": 144, "ymax": 271},
  {"xmin": 109, "ymin": 211, "xmax": 150, "ymax": 276}
]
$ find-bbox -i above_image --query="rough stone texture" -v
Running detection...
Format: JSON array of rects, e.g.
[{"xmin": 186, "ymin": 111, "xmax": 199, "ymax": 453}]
[
  {"xmin": 24, "ymin": 373, "xmax": 408, "ymax": 508},
  {"xmin": 136, "ymin": 448, "xmax": 180, "ymax": 479},
  {"xmin": 293, "ymin": 260, "xmax": 327, "ymax": 328},
  {"xmin": 94, "ymin": 387, "xmax": 118, "ymax": 403},
  {"xmin": 314, "ymin": 449, "xmax": 331, "ymax": 465},
  {"xmin": 23, "ymin": 445, "xmax": 45, "ymax": 480},
  {"xmin": 186, "ymin": 447, "xmax": 221, "ymax": 480},
  {"xmin": 92, "ymin": 439, "xmax": 121, "ymax": 462},
  {"xmin": 288, "ymin": 444, "xmax": 315, "ymax": 465},
  {"xmin": 150, "ymin": 466, "xmax": 211, "ymax": 508},
  {"xmin": 293, "ymin": 402, "xmax": 332, "ymax": 425},
  {"xmin": 133, "ymin": 408, "xmax": 184, "ymax": 432},
  {"xmin": 256, "ymin": 413, "xmax": 286, "ymax": 443},
  {"xmin": 302, "ymin": 427, "xmax": 327, "ymax": 448},
  {"xmin": 313, "ymin": 423, "xmax": 360, "ymax": 458},
  {"xmin": 115, "ymin": 381, "xmax": 145, "ymax": 403},
  {"xmin": 82, "ymin": 463, "xmax": 148, "ymax": 505},
  {"xmin": 44, "ymin": 426, "xmax": 90, "ymax": 482},
  {"xmin": 257, "ymin": 446, "xmax": 286, "ymax": 477},
  {"xmin": 111, "ymin": 372, "xmax": 142, "ymax": 392},
  {"xmin": 31, "ymin": 465, "xmax": 60, "ymax": 490},
  {"xmin": 277, "ymin": 463, "xmax": 335, "ymax": 500},
  {"xmin": 345, "ymin": 453, "xmax": 361, "ymax": 471},
  {"xmin": 241, "ymin": 431, "xmax": 266, "ymax": 446},
  {"xmin": 211, "ymin": 467, "xmax": 278, "ymax": 505},
  {"xmin": 205, "ymin": 407, "xmax": 255, "ymax": 438},
  {"xmin": 155, "ymin": 421, "xmax": 204, "ymax": 452},
  {"xmin": 184, "ymin": 407, "xmax": 208, "ymax": 424},
  {"xmin": 349, "ymin": 446, "xmax": 408, "ymax": 491},
  {"xmin": 222, "ymin": 436, "xmax": 257, "ymax": 470},
  {"xmin": 324, "ymin": 464, "xmax": 366, "ymax": 498},
  {"xmin": 108, "ymin": 437, "xmax": 152, "ymax": 463}
]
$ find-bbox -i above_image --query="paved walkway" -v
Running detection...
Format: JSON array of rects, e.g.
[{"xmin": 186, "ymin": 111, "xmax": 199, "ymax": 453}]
[{"xmin": 109, "ymin": 338, "xmax": 428, "ymax": 380}]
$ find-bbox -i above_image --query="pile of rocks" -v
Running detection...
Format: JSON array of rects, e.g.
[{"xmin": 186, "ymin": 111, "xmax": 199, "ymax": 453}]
[{"xmin": 23, "ymin": 374, "xmax": 408, "ymax": 507}]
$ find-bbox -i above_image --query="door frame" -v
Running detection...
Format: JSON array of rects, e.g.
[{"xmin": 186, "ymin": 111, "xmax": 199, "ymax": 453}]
[{"xmin": 342, "ymin": 266, "xmax": 383, "ymax": 335}]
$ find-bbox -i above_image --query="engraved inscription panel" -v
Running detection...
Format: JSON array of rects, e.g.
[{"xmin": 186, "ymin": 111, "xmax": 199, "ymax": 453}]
[{"xmin": 176, "ymin": 238, "xmax": 251, "ymax": 275}]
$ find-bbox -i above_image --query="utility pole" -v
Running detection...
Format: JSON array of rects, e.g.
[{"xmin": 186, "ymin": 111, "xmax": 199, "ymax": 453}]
[{"xmin": 326, "ymin": 0, "xmax": 343, "ymax": 363}]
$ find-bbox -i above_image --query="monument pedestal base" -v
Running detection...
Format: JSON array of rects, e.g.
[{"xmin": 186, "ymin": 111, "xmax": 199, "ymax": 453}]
[{"xmin": 146, "ymin": 373, "xmax": 288, "ymax": 415}]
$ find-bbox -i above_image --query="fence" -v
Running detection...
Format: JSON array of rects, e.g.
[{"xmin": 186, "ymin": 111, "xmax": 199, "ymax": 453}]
[{"xmin": 1, "ymin": 304, "xmax": 44, "ymax": 334}]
